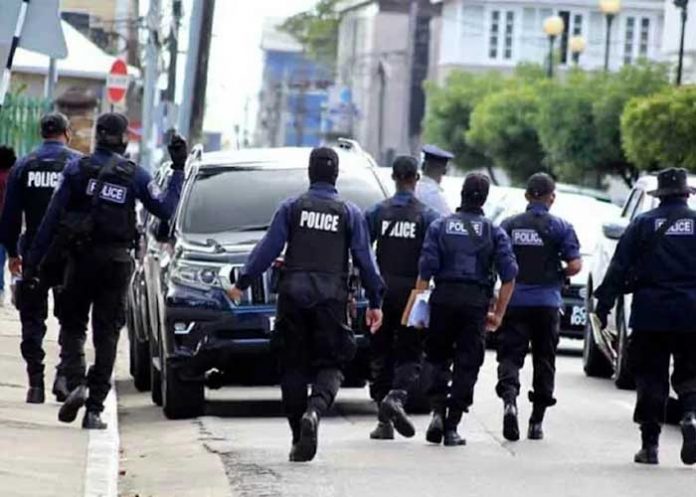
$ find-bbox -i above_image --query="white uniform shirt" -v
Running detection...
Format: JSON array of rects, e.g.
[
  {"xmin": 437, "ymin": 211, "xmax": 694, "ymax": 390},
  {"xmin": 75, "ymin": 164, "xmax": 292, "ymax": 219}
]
[{"xmin": 416, "ymin": 176, "xmax": 452, "ymax": 216}]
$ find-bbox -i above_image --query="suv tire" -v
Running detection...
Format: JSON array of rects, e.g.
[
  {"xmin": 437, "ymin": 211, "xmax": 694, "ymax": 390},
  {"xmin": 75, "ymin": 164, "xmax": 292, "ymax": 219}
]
[
  {"xmin": 150, "ymin": 335, "xmax": 163, "ymax": 406},
  {"xmin": 582, "ymin": 294, "xmax": 612, "ymax": 378},
  {"xmin": 132, "ymin": 335, "xmax": 151, "ymax": 392},
  {"xmin": 614, "ymin": 301, "xmax": 635, "ymax": 390},
  {"xmin": 162, "ymin": 355, "xmax": 205, "ymax": 420}
]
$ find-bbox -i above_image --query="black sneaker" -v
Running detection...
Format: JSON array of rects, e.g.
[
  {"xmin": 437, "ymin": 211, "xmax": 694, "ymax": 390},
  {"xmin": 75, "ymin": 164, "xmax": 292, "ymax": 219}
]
[
  {"xmin": 381, "ymin": 391, "xmax": 415, "ymax": 438},
  {"xmin": 292, "ymin": 410, "xmax": 319, "ymax": 463},
  {"xmin": 634, "ymin": 445, "xmax": 659, "ymax": 465},
  {"xmin": 426, "ymin": 411, "xmax": 445, "ymax": 445},
  {"xmin": 82, "ymin": 411, "xmax": 108, "ymax": 430},
  {"xmin": 528, "ymin": 421, "xmax": 544, "ymax": 440},
  {"xmin": 370, "ymin": 421, "xmax": 395, "ymax": 440},
  {"xmin": 52, "ymin": 375, "xmax": 69, "ymax": 403},
  {"xmin": 26, "ymin": 386, "xmax": 45, "ymax": 404},
  {"xmin": 681, "ymin": 413, "xmax": 696, "ymax": 466},
  {"xmin": 503, "ymin": 403, "xmax": 520, "ymax": 442},
  {"xmin": 58, "ymin": 385, "xmax": 87, "ymax": 423}
]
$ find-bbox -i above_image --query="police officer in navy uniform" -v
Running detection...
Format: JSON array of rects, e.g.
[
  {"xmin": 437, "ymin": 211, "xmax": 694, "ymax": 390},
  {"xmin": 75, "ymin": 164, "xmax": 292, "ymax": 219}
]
[
  {"xmin": 27, "ymin": 113, "xmax": 186, "ymax": 429},
  {"xmin": 227, "ymin": 147, "xmax": 385, "ymax": 462},
  {"xmin": 595, "ymin": 168, "xmax": 696, "ymax": 466},
  {"xmin": 0, "ymin": 113, "xmax": 81, "ymax": 404},
  {"xmin": 415, "ymin": 145, "xmax": 454, "ymax": 216},
  {"xmin": 417, "ymin": 173, "xmax": 517, "ymax": 446},
  {"xmin": 496, "ymin": 173, "xmax": 582, "ymax": 442},
  {"xmin": 365, "ymin": 156, "xmax": 440, "ymax": 440}
]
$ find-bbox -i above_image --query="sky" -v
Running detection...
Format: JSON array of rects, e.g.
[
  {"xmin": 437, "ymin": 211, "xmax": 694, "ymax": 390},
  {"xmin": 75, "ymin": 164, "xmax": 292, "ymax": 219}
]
[{"xmin": 202, "ymin": 0, "xmax": 318, "ymax": 140}]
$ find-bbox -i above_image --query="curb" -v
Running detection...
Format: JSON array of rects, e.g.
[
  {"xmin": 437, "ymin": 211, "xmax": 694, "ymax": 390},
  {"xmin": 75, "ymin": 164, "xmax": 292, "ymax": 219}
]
[{"xmin": 83, "ymin": 383, "xmax": 119, "ymax": 497}]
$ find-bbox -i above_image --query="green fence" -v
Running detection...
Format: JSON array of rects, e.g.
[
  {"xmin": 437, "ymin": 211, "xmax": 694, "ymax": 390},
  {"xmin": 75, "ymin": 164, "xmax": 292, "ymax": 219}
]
[{"xmin": 0, "ymin": 94, "xmax": 52, "ymax": 157}]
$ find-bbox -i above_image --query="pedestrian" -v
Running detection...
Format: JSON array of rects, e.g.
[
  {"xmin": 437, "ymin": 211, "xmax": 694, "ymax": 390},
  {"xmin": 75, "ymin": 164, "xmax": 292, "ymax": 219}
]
[
  {"xmin": 0, "ymin": 145, "xmax": 17, "ymax": 306},
  {"xmin": 415, "ymin": 144, "xmax": 454, "ymax": 216},
  {"xmin": 416, "ymin": 173, "xmax": 517, "ymax": 446},
  {"xmin": 26, "ymin": 112, "xmax": 187, "ymax": 429},
  {"xmin": 0, "ymin": 114, "xmax": 81, "ymax": 404},
  {"xmin": 495, "ymin": 173, "xmax": 582, "ymax": 442},
  {"xmin": 227, "ymin": 147, "xmax": 385, "ymax": 462},
  {"xmin": 364, "ymin": 156, "xmax": 440, "ymax": 440},
  {"xmin": 595, "ymin": 167, "xmax": 696, "ymax": 466}
]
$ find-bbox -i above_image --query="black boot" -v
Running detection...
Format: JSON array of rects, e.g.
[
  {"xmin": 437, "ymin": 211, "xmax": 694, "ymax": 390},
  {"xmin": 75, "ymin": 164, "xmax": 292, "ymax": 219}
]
[
  {"xmin": 292, "ymin": 409, "xmax": 319, "ymax": 463},
  {"xmin": 426, "ymin": 407, "xmax": 445, "ymax": 445},
  {"xmin": 288, "ymin": 416, "xmax": 303, "ymax": 462},
  {"xmin": 444, "ymin": 409, "xmax": 466, "ymax": 447},
  {"xmin": 680, "ymin": 412, "xmax": 696, "ymax": 466},
  {"xmin": 52, "ymin": 375, "xmax": 69, "ymax": 403},
  {"xmin": 380, "ymin": 390, "xmax": 415, "ymax": 438},
  {"xmin": 82, "ymin": 410, "xmax": 107, "ymax": 430},
  {"xmin": 528, "ymin": 404, "xmax": 546, "ymax": 440},
  {"xmin": 26, "ymin": 386, "xmax": 45, "ymax": 404},
  {"xmin": 370, "ymin": 421, "xmax": 395, "ymax": 440},
  {"xmin": 58, "ymin": 385, "xmax": 87, "ymax": 423},
  {"xmin": 634, "ymin": 424, "xmax": 660, "ymax": 465},
  {"xmin": 503, "ymin": 401, "xmax": 520, "ymax": 442}
]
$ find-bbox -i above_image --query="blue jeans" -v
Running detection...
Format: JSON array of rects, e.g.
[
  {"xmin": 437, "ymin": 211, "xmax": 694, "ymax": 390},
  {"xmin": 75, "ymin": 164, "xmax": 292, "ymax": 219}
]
[{"xmin": 0, "ymin": 244, "xmax": 6, "ymax": 291}]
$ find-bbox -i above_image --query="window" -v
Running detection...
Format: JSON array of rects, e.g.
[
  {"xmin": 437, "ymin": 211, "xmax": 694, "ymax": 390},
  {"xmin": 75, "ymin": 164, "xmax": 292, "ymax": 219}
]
[
  {"xmin": 624, "ymin": 17, "xmax": 636, "ymax": 65},
  {"xmin": 559, "ymin": 11, "xmax": 571, "ymax": 64},
  {"xmin": 639, "ymin": 18, "xmax": 650, "ymax": 58},
  {"xmin": 573, "ymin": 14, "xmax": 583, "ymax": 36},
  {"xmin": 504, "ymin": 11, "xmax": 515, "ymax": 59},
  {"xmin": 489, "ymin": 10, "xmax": 500, "ymax": 59}
]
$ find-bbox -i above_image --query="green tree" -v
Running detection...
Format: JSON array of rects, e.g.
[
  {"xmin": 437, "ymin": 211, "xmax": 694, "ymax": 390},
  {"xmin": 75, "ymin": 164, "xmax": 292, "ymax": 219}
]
[
  {"xmin": 280, "ymin": 0, "xmax": 340, "ymax": 69},
  {"xmin": 621, "ymin": 87, "xmax": 696, "ymax": 172},
  {"xmin": 466, "ymin": 87, "xmax": 546, "ymax": 184}
]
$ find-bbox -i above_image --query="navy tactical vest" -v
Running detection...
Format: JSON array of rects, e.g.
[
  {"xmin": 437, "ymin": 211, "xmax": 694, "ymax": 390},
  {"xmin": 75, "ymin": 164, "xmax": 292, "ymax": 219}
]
[
  {"xmin": 375, "ymin": 196, "xmax": 428, "ymax": 280},
  {"xmin": 505, "ymin": 210, "xmax": 562, "ymax": 285},
  {"xmin": 284, "ymin": 193, "xmax": 349, "ymax": 275},
  {"xmin": 21, "ymin": 151, "xmax": 70, "ymax": 243}
]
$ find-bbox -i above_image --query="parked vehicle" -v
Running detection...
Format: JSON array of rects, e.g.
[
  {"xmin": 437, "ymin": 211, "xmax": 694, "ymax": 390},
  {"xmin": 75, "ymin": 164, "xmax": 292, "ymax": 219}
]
[
  {"xmin": 583, "ymin": 174, "xmax": 696, "ymax": 389},
  {"xmin": 127, "ymin": 143, "xmax": 391, "ymax": 419}
]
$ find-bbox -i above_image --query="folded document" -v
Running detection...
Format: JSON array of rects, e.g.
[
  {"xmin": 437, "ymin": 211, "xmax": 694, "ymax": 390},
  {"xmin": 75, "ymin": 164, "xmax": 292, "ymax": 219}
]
[{"xmin": 401, "ymin": 290, "xmax": 431, "ymax": 328}]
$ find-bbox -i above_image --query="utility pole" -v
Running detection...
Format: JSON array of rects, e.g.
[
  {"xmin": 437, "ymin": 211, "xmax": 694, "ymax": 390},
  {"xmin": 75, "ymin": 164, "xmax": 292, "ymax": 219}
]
[
  {"xmin": 140, "ymin": 0, "xmax": 161, "ymax": 171},
  {"xmin": 44, "ymin": 58, "xmax": 57, "ymax": 103},
  {"xmin": 165, "ymin": 0, "xmax": 182, "ymax": 104},
  {"xmin": 179, "ymin": 0, "xmax": 202, "ymax": 138},
  {"xmin": 188, "ymin": 0, "xmax": 215, "ymax": 145},
  {"xmin": 402, "ymin": 0, "xmax": 418, "ymax": 155}
]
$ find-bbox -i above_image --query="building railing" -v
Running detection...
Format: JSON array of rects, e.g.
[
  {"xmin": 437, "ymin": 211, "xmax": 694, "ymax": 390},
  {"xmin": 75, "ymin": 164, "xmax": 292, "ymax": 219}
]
[{"xmin": 0, "ymin": 94, "xmax": 52, "ymax": 156}]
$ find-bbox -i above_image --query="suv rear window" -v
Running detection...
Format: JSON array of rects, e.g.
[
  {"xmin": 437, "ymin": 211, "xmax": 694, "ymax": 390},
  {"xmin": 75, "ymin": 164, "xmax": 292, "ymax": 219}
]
[{"xmin": 182, "ymin": 165, "xmax": 386, "ymax": 234}]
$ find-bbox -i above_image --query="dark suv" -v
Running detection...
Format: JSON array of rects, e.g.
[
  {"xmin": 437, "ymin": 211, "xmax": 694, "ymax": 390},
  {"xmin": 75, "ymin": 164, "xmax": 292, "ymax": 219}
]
[{"xmin": 126, "ymin": 144, "xmax": 389, "ymax": 419}]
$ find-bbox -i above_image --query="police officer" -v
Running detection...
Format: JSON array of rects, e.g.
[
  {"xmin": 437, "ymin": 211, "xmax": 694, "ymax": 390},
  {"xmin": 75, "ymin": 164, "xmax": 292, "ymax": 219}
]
[
  {"xmin": 496, "ymin": 173, "xmax": 582, "ymax": 442},
  {"xmin": 417, "ymin": 173, "xmax": 517, "ymax": 446},
  {"xmin": 227, "ymin": 147, "xmax": 385, "ymax": 462},
  {"xmin": 0, "ymin": 113, "xmax": 81, "ymax": 404},
  {"xmin": 595, "ymin": 168, "xmax": 696, "ymax": 466},
  {"xmin": 365, "ymin": 156, "xmax": 440, "ymax": 440},
  {"xmin": 415, "ymin": 145, "xmax": 454, "ymax": 216},
  {"xmin": 26, "ymin": 112, "xmax": 186, "ymax": 429}
]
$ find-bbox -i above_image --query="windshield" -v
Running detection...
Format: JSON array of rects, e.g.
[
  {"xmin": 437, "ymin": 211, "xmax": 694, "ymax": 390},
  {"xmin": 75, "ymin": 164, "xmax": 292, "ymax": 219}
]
[{"xmin": 182, "ymin": 165, "xmax": 386, "ymax": 234}]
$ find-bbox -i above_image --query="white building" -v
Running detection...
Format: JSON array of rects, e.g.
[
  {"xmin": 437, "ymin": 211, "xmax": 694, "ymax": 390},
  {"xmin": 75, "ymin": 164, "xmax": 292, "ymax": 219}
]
[{"xmin": 437, "ymin": 0, "xmax": 666, "ymax": 79}]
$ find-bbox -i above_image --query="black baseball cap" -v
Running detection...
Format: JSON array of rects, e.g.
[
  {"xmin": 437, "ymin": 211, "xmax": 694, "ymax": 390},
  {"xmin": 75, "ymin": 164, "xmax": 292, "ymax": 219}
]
[
  {"xmin": 526, "ymin": 172, "xmax": 556, "ymax": 199},
  {"xmin": 392, "ymin": 155, "xmax": 419, "ymax": 180},
  {"xmin": 461, "ymin": 172, "xmax": 491, "ymax": 206},
  {"xmin": 96, "ymin": 112, "xmax": 129, "ymax": 137},
  {"xmin": 308, "ymin": 147, "xmax": 339, "ymax": 184},
  {"xmin": 40, "ymin": 112, "xmax": 69, "ymax": 137}
]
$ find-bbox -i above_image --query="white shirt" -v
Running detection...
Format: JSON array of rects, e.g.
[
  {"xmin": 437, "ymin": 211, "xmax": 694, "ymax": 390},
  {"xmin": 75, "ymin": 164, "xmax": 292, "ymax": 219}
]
[{"xmin": 416, "ymin": 176, "xmax": 452, "ymax": 216}]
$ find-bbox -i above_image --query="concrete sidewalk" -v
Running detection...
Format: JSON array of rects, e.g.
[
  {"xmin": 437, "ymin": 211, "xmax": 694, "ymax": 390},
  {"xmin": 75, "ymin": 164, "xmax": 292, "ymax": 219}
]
[{"xmin": 0, "ymin": 295, "xmax": 90, "ymax": 497}]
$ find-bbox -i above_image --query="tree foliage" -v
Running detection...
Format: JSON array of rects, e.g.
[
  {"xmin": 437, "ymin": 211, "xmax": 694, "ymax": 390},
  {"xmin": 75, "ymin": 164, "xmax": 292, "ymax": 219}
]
[
  {"xmin": 621, "ymin": 87, "xmax": 696, "ymax": 172},
  {"xmin": 279, "ymin": 0, "xmax": 340, "ymax": 69}
]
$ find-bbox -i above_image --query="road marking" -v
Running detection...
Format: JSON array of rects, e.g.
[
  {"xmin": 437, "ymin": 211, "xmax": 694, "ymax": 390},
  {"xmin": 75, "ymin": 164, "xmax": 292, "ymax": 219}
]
[{"xmin": 83, "ymin": 383, "xmax": 119, "ymax": 497}]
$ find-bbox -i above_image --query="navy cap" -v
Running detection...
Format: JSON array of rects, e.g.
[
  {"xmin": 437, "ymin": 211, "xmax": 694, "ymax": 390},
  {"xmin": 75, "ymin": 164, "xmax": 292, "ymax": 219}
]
[
  {"xmin": 40, "ymin": 112, "xmax": 69, "ymax": 137},
  {"xmin": 308, "ymin": 147, "xmax": 339, "ymax": 184},
  {"xmin": 526, "ymin": 172, "xmax": 556, "ymax": 199},
  {"xmin": 392, "ymin": 155, "xmax": 419, "ymax": 180},
  {"xmin": 422, "ymin": 144, "xmax": 454, "ymax": 163}
]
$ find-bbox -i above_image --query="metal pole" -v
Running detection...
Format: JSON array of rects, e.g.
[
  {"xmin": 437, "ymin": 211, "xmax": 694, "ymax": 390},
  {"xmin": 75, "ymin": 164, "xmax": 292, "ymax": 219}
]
[
  {"xmin": 165, "ymin": 0, "xmax": 182, "ymax": 105},
  {"xmin": 604, "ymin": 14, "xmax": 614, "ymax": 72},
  {"xmin": 140, "ymin": 0, "xmax": 161, "ymax": 170},
  {"xmin": 547, "ymin": 36, "xmax": 556, "ymax": 78},
  {"xmin": 402, "ymin": 0, "xmax": 418, "ymax": 155},
  {"xmin": 178, "ymin": 0, "xmax": 203, "ymax": 138},
  {"xmin": 677, "ymin": 5, "xmax": 688, "ymax": 86},
  {"xmin": 0, "ymin": 0, "xmax": 31, "ymax": 110},
  {"xmin": 44, "ymin": 57, "xmax": 57, "ymax": 103}
]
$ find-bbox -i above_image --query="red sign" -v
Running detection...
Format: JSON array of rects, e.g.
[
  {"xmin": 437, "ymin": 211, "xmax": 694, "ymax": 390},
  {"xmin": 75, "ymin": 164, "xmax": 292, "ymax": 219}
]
[{"xmin": 107, "ymin": 59, "xmax": 129, "ymax": 104}]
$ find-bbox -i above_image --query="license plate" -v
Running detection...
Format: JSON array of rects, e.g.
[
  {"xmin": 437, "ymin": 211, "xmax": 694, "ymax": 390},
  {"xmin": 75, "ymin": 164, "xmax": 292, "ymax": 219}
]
[{"xmin": 568, "ymin": 305, "xmax": 587, "ymax": 327}]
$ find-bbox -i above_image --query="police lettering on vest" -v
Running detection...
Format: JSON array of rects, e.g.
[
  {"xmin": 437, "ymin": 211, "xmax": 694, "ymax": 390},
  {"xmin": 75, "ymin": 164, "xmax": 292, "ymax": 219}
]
[
  {"xmin": 26, "ymin": 171, "xmax": 61, "ymax": 188},
  {"xmin": 381, "ymin": 220, "xmax": 417, "ymax": 239},
  {"xmin": 86, "ymin": 179, "xmax": 128, "ymax": 204},
  {"xmin": 299, "ymin": 210, "xmax": 339, "ymax": 232},
  {"xmin": 446, "ymin": 219, "xmax": 483, "ymax": 236},
  {"xmin": 656, "ymin": 218, "xmax": 695, "ymax": 236},
  {"xmin": 512, "ymin": 229, "xmax": 544, "ymax": 246}
]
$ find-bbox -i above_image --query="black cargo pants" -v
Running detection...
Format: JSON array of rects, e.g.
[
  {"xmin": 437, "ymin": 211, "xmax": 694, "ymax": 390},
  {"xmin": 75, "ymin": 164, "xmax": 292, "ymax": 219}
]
[
  {"xmin": 426, "ymin": 301, "xmax": 488, "ymax": 413},
  {"xmin": 630, "ymin": 330, "xmax": 696, "ymax": 427},
  {"xmin": 18, "ymin": 281, "xmax": 67, "ymax": 386},
  {"xmin": 274, "ymin": 294, "xmax": 355, "ymax": 442},
  {"xmin": 60, "ymin": 252, "xmax": 133, "ymax": 413},
  {"xmin": 369, "ymin": 286, "xmax": 423, "ymax": 402},
  {"xmin": 496, "ymin": 307, "xmax": 560, "ymax": 408}
]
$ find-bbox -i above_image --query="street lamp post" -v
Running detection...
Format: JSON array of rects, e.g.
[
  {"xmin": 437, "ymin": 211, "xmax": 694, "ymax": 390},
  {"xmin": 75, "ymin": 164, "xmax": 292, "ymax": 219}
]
[
  {"xmin": 569, "ymin": 35, "xmax": 587, "ymax": 66},
  {"xmin": 675, "ymin": 0, "xmax": 689, "ymax": 85},
  {"xmin": 543, "ymin": 16, "xmax": 565, "ymax": 78},
  {"xmin": 599, "ymin": 0, "xmax": 621, "ymax": 72}
]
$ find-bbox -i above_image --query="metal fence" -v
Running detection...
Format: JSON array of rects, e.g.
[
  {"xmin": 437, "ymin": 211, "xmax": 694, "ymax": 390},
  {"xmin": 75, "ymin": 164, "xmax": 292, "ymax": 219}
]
[{"xmin": 0, "ymin": 94, "xmax": 52, "ymax": 157}]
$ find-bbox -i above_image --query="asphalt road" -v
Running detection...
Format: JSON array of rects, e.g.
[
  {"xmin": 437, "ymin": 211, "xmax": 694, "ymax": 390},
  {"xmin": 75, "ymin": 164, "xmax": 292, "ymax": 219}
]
[{"xmin": 116, "ymin": 341, "xmax": 695, "ymax": 497}]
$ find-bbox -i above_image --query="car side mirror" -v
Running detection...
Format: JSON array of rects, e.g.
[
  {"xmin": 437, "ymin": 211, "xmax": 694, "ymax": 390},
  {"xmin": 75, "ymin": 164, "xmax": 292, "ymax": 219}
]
[{"xmin": 602, "ymin": 219, "xmax": 629, "ymax": 240}]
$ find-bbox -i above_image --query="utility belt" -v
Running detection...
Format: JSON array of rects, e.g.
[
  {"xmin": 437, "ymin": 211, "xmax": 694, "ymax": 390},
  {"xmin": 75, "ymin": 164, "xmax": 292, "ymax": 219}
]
[
  {"xmin": 278, "ymin": 270, "xmax": 351, "ymax": 308},
  {"xmin": 432, "ymin": 279, "xmax": 492, "ymax": 307}
]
